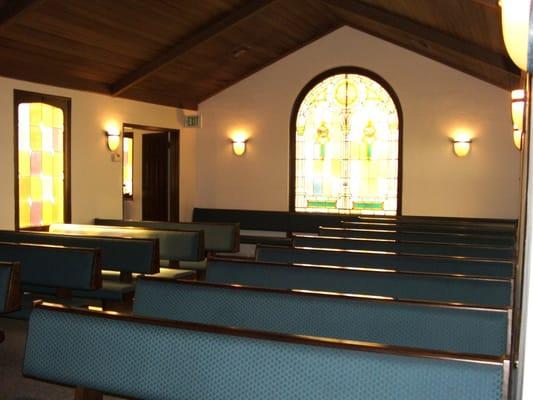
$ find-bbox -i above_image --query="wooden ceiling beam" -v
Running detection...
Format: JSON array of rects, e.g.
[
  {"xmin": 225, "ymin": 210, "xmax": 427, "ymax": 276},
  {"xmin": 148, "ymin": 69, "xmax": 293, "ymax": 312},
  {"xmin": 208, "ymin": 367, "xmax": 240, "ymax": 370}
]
[
  {"xmin": 111, "ymin": 0, "xmax": 277, "ymax": 96},
  {"xmin": 324, "ymin": 0, "xmax": 518, "ymax": 76},
  {"xmin": 0, "ymin": 0, "xmax": 46, "ymax": 31},
  {"xmin": 469, "ymin": 0, "xmax": 499, "ymax": 8}
]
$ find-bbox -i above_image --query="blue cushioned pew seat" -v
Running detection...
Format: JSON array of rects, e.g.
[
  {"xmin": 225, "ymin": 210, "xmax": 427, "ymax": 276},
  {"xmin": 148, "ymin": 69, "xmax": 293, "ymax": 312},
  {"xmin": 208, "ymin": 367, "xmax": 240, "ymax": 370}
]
[
  {"xmin": 134, "ymin": 277, "xmax": 510, "ymax": 356},
  {"xmin": 293, "ymin": 234, "xmax": 514, "ymax": 260},
  {"xmin": 205, "ymin": 258, "xmax": 512, "ymax": 307},
  {"xmin": 319, "ymin": 226, "xmax": 516, "ymax": 246},
  {"xmin": 23, "ymin": 301, "xmax": 509, "ymax": 400},
  {"xmin": 256, "ymin": 244, "xmax": 513, "ymax": 278}
]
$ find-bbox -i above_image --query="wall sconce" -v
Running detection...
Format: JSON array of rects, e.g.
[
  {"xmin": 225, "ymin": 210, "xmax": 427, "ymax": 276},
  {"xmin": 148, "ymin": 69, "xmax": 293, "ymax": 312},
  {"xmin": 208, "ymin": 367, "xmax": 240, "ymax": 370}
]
[
  {"xmin": 232, "ymin": 138, "xmax": 247, "ymax": 156},
  {"xmin": 451, "ymin": 137, "xmax": 472, "ymax": 157},
  {"xmin": 500, "ymin": 0, "xmax": 533, "ymax": 71},
  {"xmin": 514, "ymin": 128, "xmax": 524, "ymax": 150},
  {"xmin": 105, "ymin": 126, "xmax": 121, "ymax": 152}
]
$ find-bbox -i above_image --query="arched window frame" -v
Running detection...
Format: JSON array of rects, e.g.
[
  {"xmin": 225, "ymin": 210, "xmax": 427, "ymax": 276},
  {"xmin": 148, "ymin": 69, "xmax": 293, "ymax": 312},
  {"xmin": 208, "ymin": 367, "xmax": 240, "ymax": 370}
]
[
  {"xmin": 14, "ymin": 89, "xmax": 72, "ymax": 229},
  {"xmin": 289, "ymin": 66, "xmax": 404, "ymax": 215}
]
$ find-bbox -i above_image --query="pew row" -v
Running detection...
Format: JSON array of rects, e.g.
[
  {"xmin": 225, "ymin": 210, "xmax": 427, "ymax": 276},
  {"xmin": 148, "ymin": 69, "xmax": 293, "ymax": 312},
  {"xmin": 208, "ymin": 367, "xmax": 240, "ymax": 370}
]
[
  {"xmin": 256, "ymin": 244, "xmax": 514, "ymax": 278},
  {"xmin": 340, "ymin": 220, "xmax": 516, "ymax": 236},
  {"xmin": 293, "ymin": 234, "xmax": 514, "ymax": 260},
  {"xmin": 48, "ymin": 223, "xmax": 205, "ymax": 262},
  {"xmin": 0, "ymin": 262, "xmax": 21, "ymax": 343},
  {"xmin": 0, "ymin": 230, "xmax": 159, "ymax": 305},
  {"xmin": 353, "ymin": 214, "xmax": 517, "ymax": 228},
  {"xmin": 135, "ymin": 277, "xmax": 510, "ymax": 356},
  {"xmin": 94, "ymin": 218, "xmax": 240, "ymax": 253},
  {"xmin": 24, "ymin": 301, "xmax": 510, "ymax": 400},
  {"xmin": 319, "ymin": 226, "xmax": 516, "ymax": 246},
  {"xmin": 0, "ymin": 242, "xmax": 101, "ymax": 317},
  {"xmin": 205, "ymin": 258, "xmax": 512, "ymax": 307}
]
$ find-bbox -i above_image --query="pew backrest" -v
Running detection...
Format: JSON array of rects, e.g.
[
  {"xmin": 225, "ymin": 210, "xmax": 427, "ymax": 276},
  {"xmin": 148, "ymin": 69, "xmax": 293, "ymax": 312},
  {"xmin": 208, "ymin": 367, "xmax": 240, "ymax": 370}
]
[
  {"xmin": 0, "ymin": 261, "xmax": 21, "ymax": 313},
  {"xmin": 0, "ymin": 230, "xmax": 158, "ymax": 274},
  {"xmin": 319, "ymin": 226, "xmax": 516, "ymax": 246},
  {"xmin": 94, "ymin": 218, "xmax": 239, "ymax": 253},
  {"xmin": 23, "ymin": 302, "xmax": 508, "ymax": 400},
  {"xmin": 134, "ymin": 277, "xmax": 510, "ymax": 356},
  {"xmin": 49, "ymin": 223, "xmax": 204, "ymax": 262},
  {"xmin": 256, "ymin": 244, "xmax": 514, "ymax": 278},
  {"xmin": 340, "ymin": 220, "xmax": 516, "ymax": 236},
  {"xmin": 205, "ymin": 258, "xmax": 512, "ymax": 308},
  {"xmin": 293, "ymin": 234, "xmax": 514, "ymax": 260},
  {"xmin": 0, "ymin": 241, "xmax": 101, "ymax": 290}
]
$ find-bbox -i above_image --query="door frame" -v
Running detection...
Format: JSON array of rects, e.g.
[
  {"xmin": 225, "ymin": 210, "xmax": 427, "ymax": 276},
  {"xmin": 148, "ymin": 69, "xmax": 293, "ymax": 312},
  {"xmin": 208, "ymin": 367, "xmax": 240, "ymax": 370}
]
[{"xmin": 122, "ymin": 123, "xmax": 180, "ymax": 222}]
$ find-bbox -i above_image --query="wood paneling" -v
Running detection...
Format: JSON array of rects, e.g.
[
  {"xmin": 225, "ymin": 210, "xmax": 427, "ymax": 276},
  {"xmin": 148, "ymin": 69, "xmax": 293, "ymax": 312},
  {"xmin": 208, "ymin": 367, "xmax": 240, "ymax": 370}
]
[{"xmin": 0, "ymin": 0, "xmax": 521, "ymax": 108}]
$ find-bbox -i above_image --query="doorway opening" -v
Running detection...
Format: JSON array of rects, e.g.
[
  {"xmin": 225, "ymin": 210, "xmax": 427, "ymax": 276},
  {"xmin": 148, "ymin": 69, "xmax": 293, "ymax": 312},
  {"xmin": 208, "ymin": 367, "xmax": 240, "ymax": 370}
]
[{"xmin": 122, "ymin": 123, "xmax": 179, "ymax": 222}]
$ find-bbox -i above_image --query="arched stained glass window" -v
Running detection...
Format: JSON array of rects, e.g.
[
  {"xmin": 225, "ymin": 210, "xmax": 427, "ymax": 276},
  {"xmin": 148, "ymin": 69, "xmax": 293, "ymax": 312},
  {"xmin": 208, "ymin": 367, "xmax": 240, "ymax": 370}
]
[{"xmin": 291, "ymin": 68, "xmax": 402, "ymax": 215}]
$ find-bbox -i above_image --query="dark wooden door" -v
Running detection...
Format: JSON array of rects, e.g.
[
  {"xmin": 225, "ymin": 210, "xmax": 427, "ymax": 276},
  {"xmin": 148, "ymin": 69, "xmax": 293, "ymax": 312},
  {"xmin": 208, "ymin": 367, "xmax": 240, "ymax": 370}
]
[{"xmin": 142, "ymin": 132, "xmax": 169, "ymax": 221}]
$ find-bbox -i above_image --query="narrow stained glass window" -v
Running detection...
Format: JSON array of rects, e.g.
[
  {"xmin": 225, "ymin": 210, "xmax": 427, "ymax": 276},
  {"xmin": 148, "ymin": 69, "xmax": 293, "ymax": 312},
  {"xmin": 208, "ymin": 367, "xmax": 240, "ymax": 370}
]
[
  {"xmin": 293, "ymin": 71, "xmax": 401, "ymax": 215},
  {"xmin": 18, "ymin": 102, "xmax": 65, "ymax": 228},
  {"xmin": 123, "ymin": 133, "xmax": 133, "ymax": 198}
]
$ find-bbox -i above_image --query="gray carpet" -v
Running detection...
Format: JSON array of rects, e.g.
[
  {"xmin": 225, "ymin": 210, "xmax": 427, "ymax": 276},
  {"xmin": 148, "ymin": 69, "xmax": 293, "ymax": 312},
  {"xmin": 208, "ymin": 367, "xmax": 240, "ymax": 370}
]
[{"xmin": 0, "ymin": 317, "xmax": 124, "ymax": 400}]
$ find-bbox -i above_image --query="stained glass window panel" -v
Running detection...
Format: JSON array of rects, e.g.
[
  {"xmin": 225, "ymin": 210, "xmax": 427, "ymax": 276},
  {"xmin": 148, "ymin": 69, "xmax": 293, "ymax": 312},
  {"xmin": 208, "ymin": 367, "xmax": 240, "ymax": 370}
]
[
  {"xmin": 123, "ymin": 135, "xmax": 133, "ymax": 197},
  {"xmin": 18, "ymin": 102, "xmax": 65, "ymax": 228},
  {"xmin": 295, "ymin": 73, "xmax": 400, "ymax": 215}
]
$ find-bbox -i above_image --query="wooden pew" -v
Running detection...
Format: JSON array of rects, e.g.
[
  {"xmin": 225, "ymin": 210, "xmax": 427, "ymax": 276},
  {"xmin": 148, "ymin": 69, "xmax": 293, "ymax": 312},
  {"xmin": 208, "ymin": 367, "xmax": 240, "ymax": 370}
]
[
  {"xmin": 319, "ymin": 226, "xmax": 516, "ymax": 246},
  {"xmin": 49, "ymin": 223, "xmax": 204, "ymax": 279},
  {"xmin": 205, "ymin": 258, "xmax": 512, "ymax": 308},
  {"xmin": 134, "ymin": 277, "xmax": 510, "ymax": 356},
  {"xmin": 0, "ymin": 262, "xmax": 21, "ymax": 343},
  {"xmin": 0, "ymin": 242, "xmax": 101, "ymax": 317},
  {"xmin": 353, "ymin": 214, "xmax": 517, "ymax": 228},
  {"xmin": 293, "ymin": 233, "xmax": 514, "ymax": 260},
  {"xmin": 94, "ymin": 218, "xmax": 240, "ymax": 254},
  {"xmin": 0, "ymin": 230, "xmax": 159, "ymax": 309},
  {"xmin": 255, "ymin": 244, "xmax": 513, "ymax": 278},
  {"xmin": 23, "ymin": 301, "xmax": 509, "ymax": 400}
]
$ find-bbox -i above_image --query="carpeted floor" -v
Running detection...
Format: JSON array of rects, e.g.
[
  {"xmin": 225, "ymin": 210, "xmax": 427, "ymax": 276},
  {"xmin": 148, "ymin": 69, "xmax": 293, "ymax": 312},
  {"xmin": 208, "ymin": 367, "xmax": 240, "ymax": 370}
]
[{"xmin": 0, "ymin": 317, "xmax": 123, "ymax": 400}]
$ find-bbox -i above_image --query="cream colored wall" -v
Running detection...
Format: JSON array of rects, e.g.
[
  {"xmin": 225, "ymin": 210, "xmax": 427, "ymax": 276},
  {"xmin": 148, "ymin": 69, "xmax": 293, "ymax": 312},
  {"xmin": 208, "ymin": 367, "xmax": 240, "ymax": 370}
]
[
  {"xmin": 0, "ymin": 76, "xmax": 197, "ymax": 229},
  {"xmin": 197, "ymin": 26, "xmax": 520, "ymax": 218}
]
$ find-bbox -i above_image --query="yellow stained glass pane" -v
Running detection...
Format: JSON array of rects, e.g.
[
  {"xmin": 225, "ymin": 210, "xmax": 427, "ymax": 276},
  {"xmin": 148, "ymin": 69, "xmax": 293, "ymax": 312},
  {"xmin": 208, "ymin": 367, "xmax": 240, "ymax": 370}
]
[
  {"xmin": 19, "ymin": 177, "xmax": 31, "ymax": 201},
  {"xmin": 19, "ymin": 152, "xmax": 31, "ymax": 177},
  {"xmin": 30, "ymin": 176, "xmax": 42, "ymax": 200},
  {"xmin": 30, "ymin": 126, "xmax": 42, "ymax": 151},
  {"xmin": 42, "ymin": 152, "xmax": 53, "ymax": 175},
  {"xmin": 19, "ymin": 201, "xmax": 30, "ymax": 228},
  {"xmin": 30, "ymin": 103, "xmax": 41, "ymax": 125},
  {"xmin": 42, "ymin": 202, "xmax": 53, "ymax": 225},
  {"xmin": 53, "ymin": 153, "xmax": 64, "ymax": 176},
  {"xmin": 53, "ymin": 108, "xmax": 64, "ymax": 128},
  {"xmin": 42, "ymin": 104, "xmax": 53, "ymax": 127}
]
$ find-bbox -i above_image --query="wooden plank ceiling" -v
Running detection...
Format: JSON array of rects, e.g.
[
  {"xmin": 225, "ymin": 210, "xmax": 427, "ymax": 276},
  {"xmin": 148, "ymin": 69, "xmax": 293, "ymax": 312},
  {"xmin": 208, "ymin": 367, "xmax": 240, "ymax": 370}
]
[{"xmin": 0, "ymin": 0, "xmax": 520, "ymax": 109}]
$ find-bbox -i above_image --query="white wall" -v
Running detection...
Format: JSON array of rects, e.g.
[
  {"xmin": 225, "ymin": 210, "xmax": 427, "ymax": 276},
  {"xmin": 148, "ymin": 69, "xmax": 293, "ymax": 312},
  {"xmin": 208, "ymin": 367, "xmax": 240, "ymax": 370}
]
[
  {"xmin": 197, "ymin": 26, "xmax": 520, "ymax": 218},
  {"xmin": 0, "ymin": 76, "xmax": 198, "ymax": 229}
]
